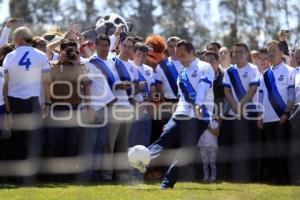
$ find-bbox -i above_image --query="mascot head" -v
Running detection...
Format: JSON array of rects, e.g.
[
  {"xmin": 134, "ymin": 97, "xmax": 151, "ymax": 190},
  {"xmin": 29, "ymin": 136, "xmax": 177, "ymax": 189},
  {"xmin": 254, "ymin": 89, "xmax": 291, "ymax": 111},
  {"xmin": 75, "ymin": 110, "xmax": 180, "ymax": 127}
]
[
  {"xmin": 82, "ymin": 13, "xmax": 133, "ymax": 43},
  {"xmin": 145, "ymin": 35, "xmax": 166, "ymax": 68}
]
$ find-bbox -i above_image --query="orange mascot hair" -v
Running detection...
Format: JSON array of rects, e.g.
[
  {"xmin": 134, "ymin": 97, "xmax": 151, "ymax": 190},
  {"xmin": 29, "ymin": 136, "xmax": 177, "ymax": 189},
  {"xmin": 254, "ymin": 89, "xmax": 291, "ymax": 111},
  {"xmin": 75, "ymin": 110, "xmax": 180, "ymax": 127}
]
[{"xmin": 145, "ymin": 35, "xmax": 166, "ymax": 67}]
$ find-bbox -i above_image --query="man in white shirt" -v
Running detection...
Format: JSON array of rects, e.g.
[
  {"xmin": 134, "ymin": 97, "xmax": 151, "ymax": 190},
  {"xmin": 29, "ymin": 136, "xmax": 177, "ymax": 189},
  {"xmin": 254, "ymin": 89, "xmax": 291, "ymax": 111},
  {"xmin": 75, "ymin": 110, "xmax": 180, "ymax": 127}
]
[
  {"xmin": 219, "ymin": 47, "xmax": 231, "ymax": 69},
  {"xmin": 3, "ymin": 26, "xmax": 51, "ymax": 180},
  {"xmin": 257, "ymin": 48, "xmax": 270, "ymax": 74},
  {"xmin": 153, "ymin": 36, "xmax": 183, "ymax": 144},
  {"xmin": 132, "ymin": 40, "xmax": 214, "ymax": 189},
  {"xmin": 155, "ymin": 36, "xmax": 182, "ymax": 102},
  {"xmin": 0, "ymin": 43, "xmax": 15, "ymax": 139},
  {"xmin": 101, "ymin": 33, "xmax": 143, "ymax": 182},
  {"xmin": 288, "ymin": 47, "xmax": 300, "ymax": 184},
  {"xmin": 80, "ymin": 34, "xmax": 117, "ymax": 182},
  {"xmin": 129, "ymin": 42, "xmax": 156, "ymax": 148},
  {"xmin": 258, "ymin": 40, "xmax": 295, "ymax": 184},
  {"xmin": 294, "ymin": 48, "xmax": 300, "ymax": 104},
  {"xmin": 222, "ymin": 43, "xmax": 261, "ymax": 182}
]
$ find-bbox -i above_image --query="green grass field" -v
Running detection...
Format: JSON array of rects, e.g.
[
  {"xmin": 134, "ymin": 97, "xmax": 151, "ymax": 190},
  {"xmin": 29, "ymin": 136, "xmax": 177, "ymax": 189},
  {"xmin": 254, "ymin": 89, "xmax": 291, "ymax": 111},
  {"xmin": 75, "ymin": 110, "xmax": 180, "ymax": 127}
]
[{"xmin": 0, "ymin": 182, "xmax": 299, "ymax": 200}]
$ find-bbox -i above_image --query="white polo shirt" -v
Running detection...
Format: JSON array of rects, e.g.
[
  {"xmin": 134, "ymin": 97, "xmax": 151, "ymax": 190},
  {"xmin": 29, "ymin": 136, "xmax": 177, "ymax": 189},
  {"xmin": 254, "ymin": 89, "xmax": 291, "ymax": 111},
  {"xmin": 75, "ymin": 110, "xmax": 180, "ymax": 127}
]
[
  {"xmin": 261, "ymin": 62, "xmax": 295, "ymax": 123},
  {"xmin": 174, "ymin": 58, "xmax": 215, "ymax": 119},
  {"xmin": 113, "ymin": 57, "xmax": 139, "ymax": 107},
  {"xmin": 87, "ymin": 56, "xmax": 116, "ymax": 111},
  {"xmin": 197, "ymin": 120, "xmax": 219, "ymax": 148},
  {"xmin": 3, "ymin": 46, "xmax": 50, "ymax": 99},
  {"xmin": 132, "ymin": 62, "xmax": 156, "ymax": 102},
  {"xmin": 154, "ymin": 57, "xmax": 183, "ymax": 100},
  {"xmin": 223, "ymin": 63, "xmax": 260, "ymax": 116},
  {"xmin": 295, "ymin": 66, "xmax": 300, "ymax": 104}
]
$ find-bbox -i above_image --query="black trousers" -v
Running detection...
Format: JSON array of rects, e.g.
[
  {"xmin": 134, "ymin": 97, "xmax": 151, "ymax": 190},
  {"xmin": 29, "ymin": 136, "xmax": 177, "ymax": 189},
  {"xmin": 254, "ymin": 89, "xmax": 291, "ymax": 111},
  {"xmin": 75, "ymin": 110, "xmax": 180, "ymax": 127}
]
[
  {"xmin": 218, "ymin": 118, "xmax": 234, "ymax": 181},
  {"xmin": 6, "ymin": 96, "xmax": 42, "ymax": 177},
  {"xmin": 289, "ymin": 106, "xmax": 300, "ymax": 184},
  {"xmin": 218, "ymin": 114, "xmax": 260, "ymax": 182},
  {"xmin": 45, "ymin": 104, "xmax": 81, "ymax": 157},
  {"xmin": 261, "ymin": 121, "xmax": 290, "ymax": 184}
]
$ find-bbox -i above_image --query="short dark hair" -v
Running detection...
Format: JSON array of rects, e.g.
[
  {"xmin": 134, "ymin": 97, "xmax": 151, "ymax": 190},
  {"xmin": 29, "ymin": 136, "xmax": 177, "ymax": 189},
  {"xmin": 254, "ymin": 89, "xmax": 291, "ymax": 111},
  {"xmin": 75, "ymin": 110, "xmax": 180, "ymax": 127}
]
[
  {"xmin": 267, "ymin": 40, "xmax": 283, "ymax": 51},
  {"xmin": 258, "ymin": 48, "xmax": 268, "ymax": 55},
  {"xmin": 233, "ymin": 42, "xmax": 250, "ymax": 52},
  {"xmin": 167, "ymin": 36, "xmax": 181, "ymax": 44},
  {"xmin": 60, "ymin": 39, "xmax": 77, "ymax": 50},
  {"xmin": 207, "ymin": 42, "xmax": 221, "ymax": 50},
  {"xmin": 0, "ymin": 43, "xmax": 15, "ymax": 66},
  {"xmin": 134, "ymin": 42, "xmax": 149, "ymax": 53},
  {"xmin": 204, "ymin": 51, "xmax": 219, "ymax": 61},
  {"xmin": 120, "ymin": 32, "xmax": 134, "ymax": 44},
  {"xmin": 133, "ymin": 36, "xmax": 144, "ymax": 44},
  {"xmin": 96, "ymin": 34, "xmax": 110, "ymax": 46},
  {"xmin": 176, "ymin": 40, "xmax": 195, "ymax": 54},
  {"xmin": 32, "ymin": 36, "xmax": 46, "ymax": 48}
]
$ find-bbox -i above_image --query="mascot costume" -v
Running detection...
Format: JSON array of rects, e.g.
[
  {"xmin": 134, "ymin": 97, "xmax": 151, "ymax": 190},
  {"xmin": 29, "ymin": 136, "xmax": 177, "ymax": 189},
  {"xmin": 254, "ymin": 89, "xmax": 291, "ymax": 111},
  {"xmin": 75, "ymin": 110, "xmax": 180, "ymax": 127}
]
[
  {"xmin": 145, "ymin": 35, "xmax": 167, "ymax": 69},
  {"xmin": 82, "ymin": 13, "xmax": 133, "ymax": 51}
]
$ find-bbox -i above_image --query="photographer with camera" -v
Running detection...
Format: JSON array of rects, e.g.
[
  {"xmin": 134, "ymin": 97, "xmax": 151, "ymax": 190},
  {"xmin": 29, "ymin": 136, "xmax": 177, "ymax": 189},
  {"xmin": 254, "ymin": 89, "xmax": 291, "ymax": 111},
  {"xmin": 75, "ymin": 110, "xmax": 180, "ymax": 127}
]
[{"xmin": 46, "ymin": 39, "xmax": 91, "ymax": 177}]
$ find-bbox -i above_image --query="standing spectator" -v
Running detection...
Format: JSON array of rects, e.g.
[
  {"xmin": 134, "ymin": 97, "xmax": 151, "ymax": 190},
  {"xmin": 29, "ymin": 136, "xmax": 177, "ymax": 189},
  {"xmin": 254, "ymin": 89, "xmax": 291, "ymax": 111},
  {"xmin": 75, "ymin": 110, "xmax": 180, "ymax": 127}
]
[
  {"xmin": 32, "ymin": 37, "xmax": 47, "ymax": 53},
  {"xmin": 197, "ymin": 119, "xmax": 219, "ymax": 182},
  {"xmin": 219, "ymin": 47, "xmax": 231, "ymax": 69},
  {"xmin": 0, "ymin": 43, "xmax": 15, "ymax": 141},
  {"xmin": 289, "ymin": 48, "xmax": 297, "ymax": 67},
  {"xmin": 46, "ymin": 39, "xmax": 90, "ymax": 176},
  {"xmin": 251, "ymin": 50, "xmax": 259, "ymax": 66},
  {"xmin": 223, "ymin": 43, "xmax": 260, "ymax": 182},
  {"xmin": 288, "ymin": 47, "xmax": 300, "ymax": 184},
  {"xmin": 130, "ymin": 42, "xmax": 156, "ymax": 147},
  {"xmin": 257, "ymin": 40, "xmax": 295, "ymax": 184},
  {"xmin": 153, "ymin": 36, "xmax": 182, "ymax": 143},
  {"xmin": 81, "ymin": 34, "xmax": 117, "ymax": 182},
  {"xmin": 278, "ymin": 30, "xmax": 290, "ymax": 56},
  {"xmin": 100, "ymin": 32, "xmax": 137, "ymax": 182},
  {"xmin": 3, "ymin": 26, "xmax": 51, "ymax": 183},
  {"xmin": 206, "ymin": 42, "xmax": 221, "ymax": 54},
  {"xmin": 257, "ymin": 48, "xmax": 270, "ymax": 73},
  {"xmin": 203, "ymin": 51, "xmax": 226, "ymax": 181}
]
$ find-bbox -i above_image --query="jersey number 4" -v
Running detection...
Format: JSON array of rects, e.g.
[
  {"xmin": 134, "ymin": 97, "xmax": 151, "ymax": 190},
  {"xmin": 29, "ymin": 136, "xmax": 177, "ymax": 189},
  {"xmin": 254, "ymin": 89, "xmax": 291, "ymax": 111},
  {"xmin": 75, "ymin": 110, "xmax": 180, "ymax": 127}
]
[{"xmin": 19, "ymin": 51, "xmax": 32, "ymax": 71}]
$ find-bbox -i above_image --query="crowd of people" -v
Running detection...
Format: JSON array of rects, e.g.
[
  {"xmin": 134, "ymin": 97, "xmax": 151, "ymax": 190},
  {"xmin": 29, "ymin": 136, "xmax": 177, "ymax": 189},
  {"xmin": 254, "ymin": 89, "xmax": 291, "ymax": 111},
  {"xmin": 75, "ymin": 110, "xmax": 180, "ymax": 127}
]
[{"xmin": 0, "ymin": 17, "xmax": 299, "ymax": 189}]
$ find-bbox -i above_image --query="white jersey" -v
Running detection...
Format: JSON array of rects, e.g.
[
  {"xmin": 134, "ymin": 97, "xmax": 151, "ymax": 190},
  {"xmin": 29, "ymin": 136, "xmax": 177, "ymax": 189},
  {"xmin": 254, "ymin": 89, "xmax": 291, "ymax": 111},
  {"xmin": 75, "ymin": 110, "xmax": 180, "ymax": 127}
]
[
  {"xmin": 197, "ymin": 120, "xmax": 219, "ymax": 148},
  {"xmin": 261, "ymin": 62, "xmax": 295, "ymax": 123},
  {"xmin": 174, "ymin": 58, "xmax": 215, "ymax": 120},
  {"xmin": 223, "ymin": 63, "xmax": 260, "ymax": 116},
  {"xmin": 132, "ymin": 62, "xmax": 156, "ymax": 102},
  {"xmin": 0, "ymin": 68, "xmax": 4, "ymax": 105},
  {"xmin": 3, "ymin": 46, "xmax": 50, "ymax": 99},
  {"xmin": 295, "ymin": 66, "xmax": 300, "ymax": 104},
  {"xmin": 113, "ymin": 57, "xmax": 139, "ymax": 107},
  {"xmin": 154, "ymin": 57, "xmax": 183, "ymax": 100},
  {"xmin": 87, "ymin": 56, "xmax": 116, "ymax": 111},
  {"xmin": 49, "ymin": 51, "xmax": 59, "ymax": 62}
]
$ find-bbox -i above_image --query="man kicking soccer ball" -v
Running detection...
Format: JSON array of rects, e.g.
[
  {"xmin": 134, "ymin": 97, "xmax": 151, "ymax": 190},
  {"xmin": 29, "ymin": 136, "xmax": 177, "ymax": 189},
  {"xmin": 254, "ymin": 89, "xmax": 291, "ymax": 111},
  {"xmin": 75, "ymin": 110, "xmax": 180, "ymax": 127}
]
[{"xmin": 130, "ymin": 40, "xmax": 215, "ymax": 189}]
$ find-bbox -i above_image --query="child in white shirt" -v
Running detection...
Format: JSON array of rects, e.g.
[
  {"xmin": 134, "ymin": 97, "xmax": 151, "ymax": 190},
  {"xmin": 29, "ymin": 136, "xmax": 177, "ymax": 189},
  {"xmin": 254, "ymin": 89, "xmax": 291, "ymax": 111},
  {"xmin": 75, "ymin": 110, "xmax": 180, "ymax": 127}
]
[{"xmin": 197, "ymin": 119, "xmax": 220, "ymax": 182}]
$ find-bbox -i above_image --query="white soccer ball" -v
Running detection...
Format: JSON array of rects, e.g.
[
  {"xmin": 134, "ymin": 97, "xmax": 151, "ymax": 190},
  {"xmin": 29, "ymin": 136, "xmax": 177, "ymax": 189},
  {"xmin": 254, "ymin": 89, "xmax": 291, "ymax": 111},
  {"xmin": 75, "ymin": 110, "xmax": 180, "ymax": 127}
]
[{"xmin": 128, "ymin": 145, "xmax": 151, "ymax": 168}]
